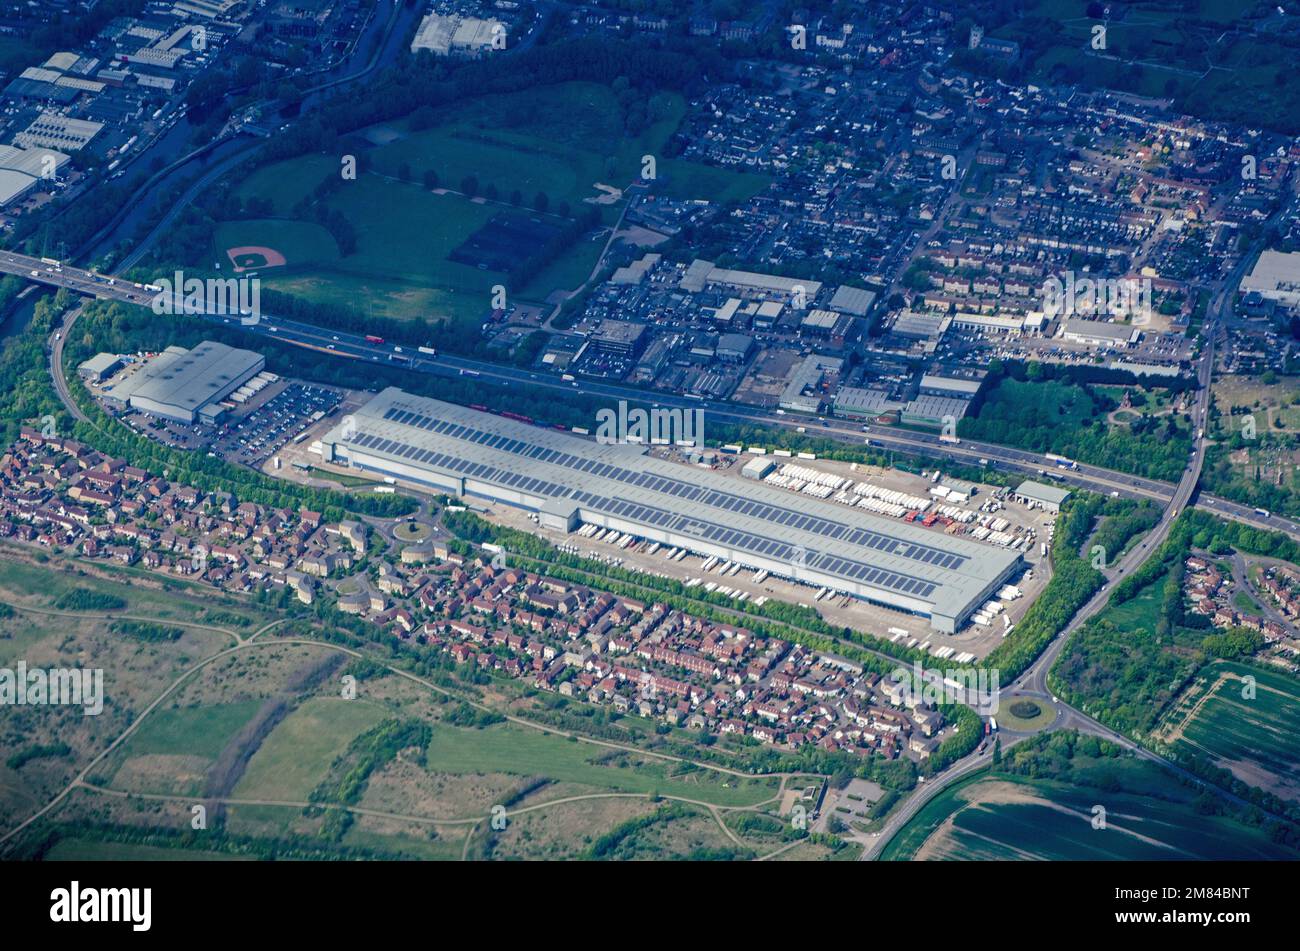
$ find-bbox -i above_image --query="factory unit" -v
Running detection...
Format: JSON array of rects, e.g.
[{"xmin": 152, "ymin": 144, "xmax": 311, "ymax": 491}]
[
  {"xmin": 1013, "ymin": 480, "xmax": 1072, "ymax": 513},
  {"xmin": 319, "ymin": 389, "xmax": 1023, "ymax": 632},
  {"xmin": 103, "ymin": 340, "xmax": 264, "ymax": 424}
]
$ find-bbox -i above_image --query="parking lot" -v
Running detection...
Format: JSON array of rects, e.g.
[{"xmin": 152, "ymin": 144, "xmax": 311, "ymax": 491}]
[{"xmin": 212, "ymin": 382, "xmax": 343, "ymax": 468}]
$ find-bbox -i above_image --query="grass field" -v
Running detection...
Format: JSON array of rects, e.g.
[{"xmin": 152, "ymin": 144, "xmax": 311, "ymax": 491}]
[
  {"xmin": 993, "ymin": 2, "xmax": 1300, "ymax": 132},
  {"xmin": 883, "ymin": 765, "xmax": 1297, "ymax": 861},
  {"xmin": 1157, "ymin": 661, "xmax": 1300, "ymax": 801},
  {"xmin": 103, "ymin": 700, "xmax": 268, "ymax": 796},
  {"xmin": 212, "ymin": 81, "xmax": 769, "ymax": 325},
  {"xmin": 0, "ymin": 551, "xmax": 267, "ymax": 631},
  {"xmin": 422, "ymin": 722, "xmax": 779, "ymax": 808},
  {"xmin": 121, "ymin": 701, "xmax": 266, "ymax": 762},
  {"xmin": 213, "ymin": 219, "xmax": 340, "ymax": 271},
  {"xmin": 44, "ymin": 839, "xmax": 252, "ymax": 861},
  {"xmin": 0, "ymin": 555, "xmax": 267, "ymax": 837},
  {"xmin": 233, "ymin": 696, "xmax": 389, "ymax": 801}
]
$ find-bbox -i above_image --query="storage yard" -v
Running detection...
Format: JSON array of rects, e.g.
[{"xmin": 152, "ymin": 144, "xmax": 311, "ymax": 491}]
[{"xmin": 315, "ymin": 388, "xmax": 1043, "ymax": 636}]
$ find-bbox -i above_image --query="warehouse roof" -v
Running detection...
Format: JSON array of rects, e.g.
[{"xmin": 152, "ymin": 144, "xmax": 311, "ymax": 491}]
[
  {"xmin": 0, "ymin": 169, "xmax": 36, "ymax": 207},
  {"xmin": 105, "ymin": 341, "xmax": 262, "ymax": 414},
  {"xmin": 828, "ymin": 285, "xmax": 877, "ymax": 316},
  {"xmin": 834, "ymin": 387, "xmax": 901, "ymax": 416},
  {"xmin": 0, "ymin": 144, "xmax": 69, "ymax": 178},
  {"xmin": 1061, "ymin": 318, "xmax": 1139, "ymax": 344},
  {"xmin": 1241, "ymin": 250, "xmax": 1300, "ymax": 297},
  {"xmin": 1015, "ymin": 480, "xmax": 1072, "ymax": 506},
  {"xmin": 919, "ymin": 373, "xmax": 982, "ymax": 396},
  {"xmin": 322, "ymin": 389, "xmax": 1020, "ymax": 624},
  {"xmin": 78, "ymin": 352, "xmax": 122, "ymax": 377}
]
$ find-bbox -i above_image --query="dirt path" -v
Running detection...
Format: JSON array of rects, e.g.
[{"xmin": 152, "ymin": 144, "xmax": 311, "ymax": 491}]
[{"xmin": 1, "ymin": 632, "xmax": 800, "ymax": 854}]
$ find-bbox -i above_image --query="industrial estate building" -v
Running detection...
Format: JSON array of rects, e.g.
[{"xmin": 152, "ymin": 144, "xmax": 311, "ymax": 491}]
[
  {"xmin": 1013, "ymin": 480, "xmax": 1072, "ymax": 513},
  {"xmin": 320, "ymin": 388, "xmax": 1023, "ymax": 632},
  {"xmin": 1240, "ymin": 250, "xmax": 1300, "ymax": 310},
  {"xmin": 102, "ymin": 340, "xmax": 264, "ymax": 423}
]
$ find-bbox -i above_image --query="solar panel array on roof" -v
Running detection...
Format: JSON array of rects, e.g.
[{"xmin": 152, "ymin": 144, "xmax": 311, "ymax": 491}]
[
  {"xmin": 324, "ymin": 389, "xmax": 1022, "ymax": 630},
  {"xmin": 379, "ymin": 403, "xmax": 965, "ymax": 578}
]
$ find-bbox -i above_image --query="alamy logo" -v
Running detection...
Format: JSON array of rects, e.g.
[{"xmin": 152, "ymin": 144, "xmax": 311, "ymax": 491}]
[
  {"xmin": 595, "ymin": 400, "xmax": 704, "ymax": 448},
  {"xmin": 889, "ymin": 661, "xmax": 1000, "ymax": 715},
  {"xmin": 50, "ymin": 882, "xmax": 151, "ymax": 931},
  {"xmin": 0, "ymin": 662, "xmax": 102, "ymax": 715},
  {"xmin": 1041, "ymin": 270, "xmax": 1152, "ymax": 323},
  {"xmin": 151, "ymin": 270, "xmax": 262, "ymax": 325}
]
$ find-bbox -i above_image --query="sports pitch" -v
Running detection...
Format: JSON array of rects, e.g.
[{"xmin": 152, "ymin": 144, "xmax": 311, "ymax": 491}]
[{"xmin": 211, "ymin": 82, "xmax": 770, "ymax": 326}]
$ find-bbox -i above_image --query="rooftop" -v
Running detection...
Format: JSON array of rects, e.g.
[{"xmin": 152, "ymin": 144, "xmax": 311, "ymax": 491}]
[
  {"xmin": 321, "ymin": 389, "xmax": 1021, "ymax": 628},
  {"xmin": 105, "ymin": 341, "xmax": 263, "ymax": 414}
]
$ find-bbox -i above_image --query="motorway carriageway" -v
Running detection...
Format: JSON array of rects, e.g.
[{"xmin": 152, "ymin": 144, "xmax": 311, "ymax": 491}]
[{"xmin": 3, "ymin": 250, "xmax": 1294, "ymax": 543}]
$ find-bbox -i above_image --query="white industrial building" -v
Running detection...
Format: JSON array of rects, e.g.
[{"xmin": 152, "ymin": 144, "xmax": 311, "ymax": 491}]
[
  {"xmin": 1059, "ymin": 318, "xmax": 1140, "ymax": 347},
  {"xmin": 103, "ymin": 341, "xmax": 264, "ymax": 423},
  {"xmin": 1240, "ymin": 250, "xmax": 1300, "ymax": 310},
  {"xmin": 319, "ymin": 389, "xmax": 1023, "ymax": 632}
]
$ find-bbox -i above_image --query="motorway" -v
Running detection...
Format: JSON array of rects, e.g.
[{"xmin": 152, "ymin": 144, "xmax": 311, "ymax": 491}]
[
  {"xmin": 7, "ymin": 247, "xmax": 1296, "ymax": 546},
  {"xmin": 9, "ymin": 220, "xmax": 1294, "ymax": 861},
  {"xmin": 857, "ymin": 235, "xmax": 1286, "ymax": 860}
]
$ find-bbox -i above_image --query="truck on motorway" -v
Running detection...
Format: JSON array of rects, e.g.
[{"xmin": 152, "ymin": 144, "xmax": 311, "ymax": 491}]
[
  {"xmin": 364, "ymin": 335, "xmax": 384, "ymax": 344},
  {"xmin": 417, "ymin": 346, "xmax": 437, "ymax": 356},
  {"xmin": 1255, "ymin": 508, "xmax": 1271, "ymax": 518},
  {"xmin": 1045, "ymin": 453, "xmax": 1078, "ymax": 470},
  {"xmin": 561, "ymin": 374, "xmax": 575, "ymax": 382}
]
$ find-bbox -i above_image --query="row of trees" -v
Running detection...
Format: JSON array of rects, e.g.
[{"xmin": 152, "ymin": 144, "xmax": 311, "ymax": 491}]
[{"xmin": 58, "ymin": 300, "xmax": 416, "ymax": 521}]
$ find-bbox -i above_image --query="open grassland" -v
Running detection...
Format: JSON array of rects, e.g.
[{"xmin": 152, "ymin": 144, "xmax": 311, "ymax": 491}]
[
  {"xmin": 233, "ymin": 696, "xmax": 389, "ymax": 801},
  {"xmin": 213, "ymin": 81, "xmax": 768, "ymax": 324},
  {"xmin": 1156, "ymin": 661, "xmax": 1300, "ymax": 801},
  {"xmin": 44, "ymin": 838, "xmax": 251, "ymax": 861},
  {"xmin": 101, "ymin": 700, "xmax": 265, "ymax": 798},
  {"xmin": 369, "ymin": 83, "xmax": 765, "ymax": 212},
  {"xmin": 0, "ymin": 550, "xmax": 269, "ymax": 631},
  {"xmin": 0, "ymin": 558, "xmax": 260, "ymax": 839},
  {"xmin": 422, "ymin": 722, "xmax": 779, "ymax": 808}
]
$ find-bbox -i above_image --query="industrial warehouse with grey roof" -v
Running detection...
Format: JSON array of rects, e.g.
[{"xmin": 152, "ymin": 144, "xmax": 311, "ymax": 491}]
[
  {"xmin": 103, "ymin": 340, "xmax": 264, "ymax": 424},
  {"xmin": 320, "ymin": 389, "xmax": 1022, "ymax": 632}
]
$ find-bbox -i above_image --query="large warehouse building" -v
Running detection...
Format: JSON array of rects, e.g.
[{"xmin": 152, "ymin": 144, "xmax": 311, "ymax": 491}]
[
  {"xmin": 320, "ymin": 389, "xmax": 1022, "ymax": 632},
  {"xmin": 104, "ymin": 341, "xmax": 264, "ymax": 424}
]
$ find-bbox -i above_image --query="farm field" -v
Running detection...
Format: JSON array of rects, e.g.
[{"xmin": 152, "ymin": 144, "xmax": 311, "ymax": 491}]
[
  {"xmin": 883, "ymin": 766, "xmax": 1298, "ymax": 861},
  {"xmin": 1155, "ymin": 660, "xmax": 1300, "ymax": 801}
]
